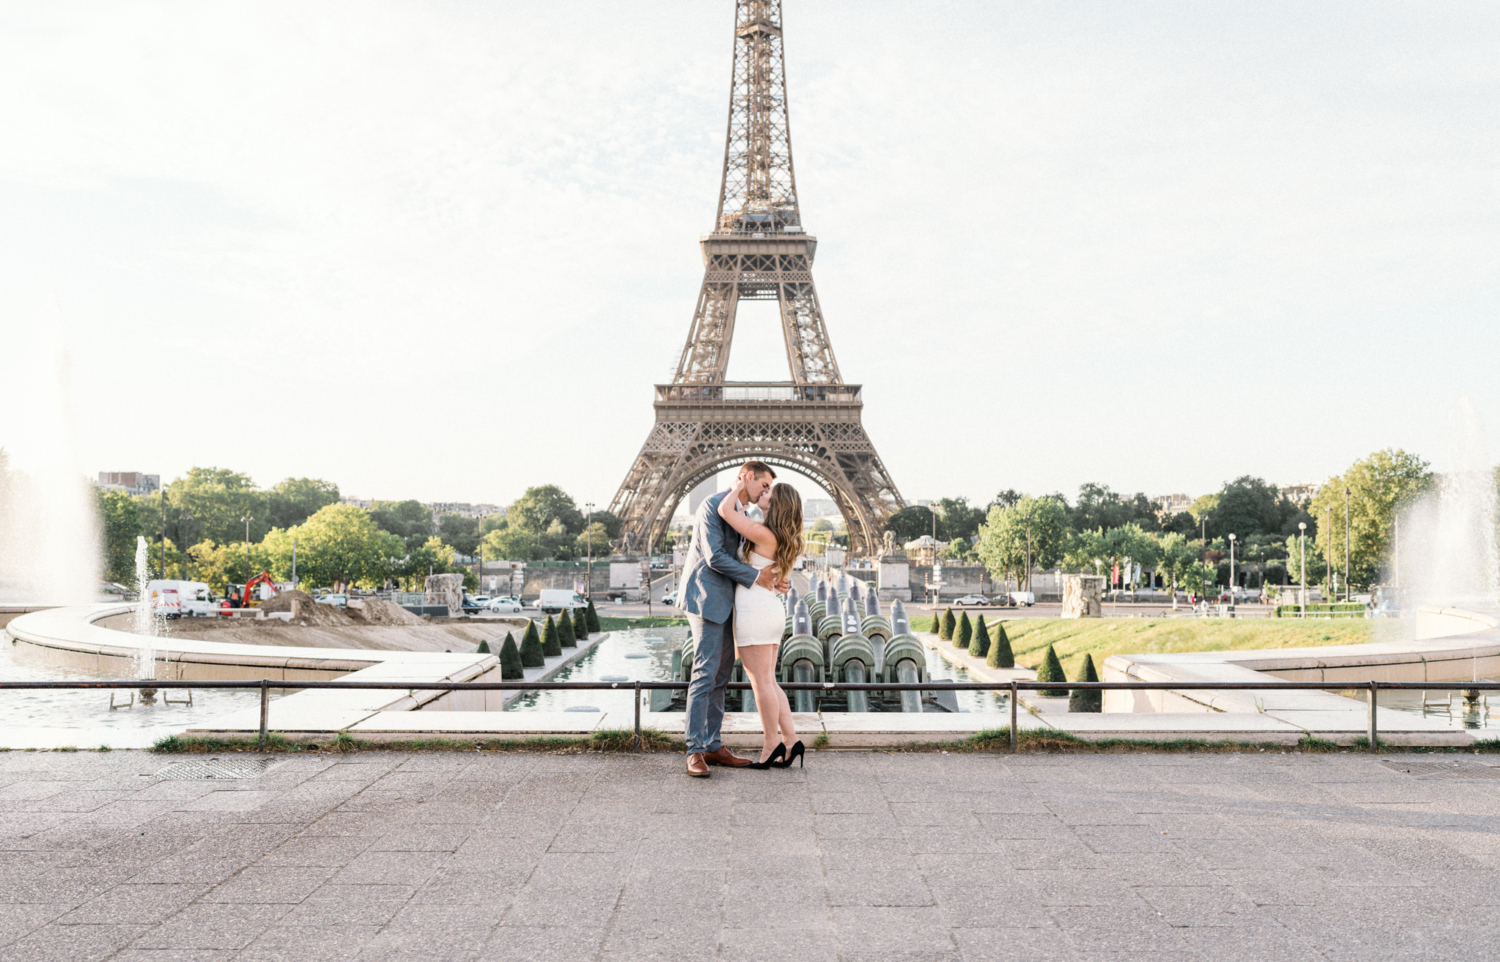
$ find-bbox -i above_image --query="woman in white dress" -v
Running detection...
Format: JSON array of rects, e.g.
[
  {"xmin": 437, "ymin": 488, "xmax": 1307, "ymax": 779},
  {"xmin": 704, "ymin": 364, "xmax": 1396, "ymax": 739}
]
[{"xmin": 717, "ymin": 476, "xmax": 804, "ymax": 768}]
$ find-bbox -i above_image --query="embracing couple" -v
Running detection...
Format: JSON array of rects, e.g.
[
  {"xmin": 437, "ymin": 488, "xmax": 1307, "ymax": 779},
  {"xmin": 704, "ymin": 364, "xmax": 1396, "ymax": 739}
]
[{"xmin": 678, "ymin": 460, "xmax": 805, "ymax": 777}]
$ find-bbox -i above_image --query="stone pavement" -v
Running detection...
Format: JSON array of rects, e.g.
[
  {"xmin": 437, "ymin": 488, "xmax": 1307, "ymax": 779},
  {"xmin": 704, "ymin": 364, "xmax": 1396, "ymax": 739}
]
[{"xmin": 3, "ymin": 750, "xmax": 1500, "ymax": 961}]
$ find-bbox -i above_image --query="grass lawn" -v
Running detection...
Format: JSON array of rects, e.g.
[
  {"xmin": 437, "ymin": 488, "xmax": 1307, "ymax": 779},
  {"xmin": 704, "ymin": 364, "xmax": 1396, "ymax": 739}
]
[{"xmin": 916, "ymin": 615, "xmax": 1376, "ymax": 678}]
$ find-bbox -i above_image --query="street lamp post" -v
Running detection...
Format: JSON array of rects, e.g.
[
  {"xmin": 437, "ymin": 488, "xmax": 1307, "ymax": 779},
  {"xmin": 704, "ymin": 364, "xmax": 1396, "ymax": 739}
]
[
  {"xmin": 1228, "ymin": 533, "xmax": 1237, "ymax": 607},
  {"xmin": 241, "ymin": 515, "xmax": 253, "ymax": 586},
  {"xmin": 585, "ymin": 502, "xmax": 595, "ymax": 602},
  {"xmin": 1298, "ymin": 521, "xmax": 1307, "ymax": 618},
  {"xmin": 159, "ymin": 484, "xmax": 168, "ymax": 579},
  {"xmin": 1344, "ymin": 486, "xmax": 1351, "ymax": 602}
]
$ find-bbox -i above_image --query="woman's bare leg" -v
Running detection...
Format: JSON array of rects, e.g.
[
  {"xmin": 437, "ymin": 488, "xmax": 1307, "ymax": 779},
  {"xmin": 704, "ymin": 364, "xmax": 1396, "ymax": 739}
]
[
  {"xmin": 773, "ymin": 681, "xmax": 796, "ymax": 748},
  {"xmin": 737, "ymin": 645, "xmax": 783, "ymax": 761}
]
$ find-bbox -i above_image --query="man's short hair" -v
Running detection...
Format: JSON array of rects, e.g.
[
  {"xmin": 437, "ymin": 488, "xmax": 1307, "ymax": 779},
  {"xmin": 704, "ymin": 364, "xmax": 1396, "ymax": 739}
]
[{"xmin": 740, "ymin": 460, "xmax": 776, "ymax": 480}]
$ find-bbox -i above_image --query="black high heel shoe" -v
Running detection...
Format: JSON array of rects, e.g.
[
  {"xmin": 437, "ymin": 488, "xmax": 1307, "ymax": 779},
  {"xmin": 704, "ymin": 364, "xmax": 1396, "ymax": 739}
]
[
  {"xmin": 747, "ymin": 744, "xmax": 786, "ymax": 770},
  {"xmin": 774, "ymin": 741, "xmax": 805, "ymax": 769}
]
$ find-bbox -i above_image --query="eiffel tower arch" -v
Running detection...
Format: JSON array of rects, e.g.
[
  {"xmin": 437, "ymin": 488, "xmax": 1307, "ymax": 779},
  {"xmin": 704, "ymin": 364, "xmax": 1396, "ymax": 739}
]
[{"xmin": 609, "ymin": 0, "xmax": 904, "ymax": 557}]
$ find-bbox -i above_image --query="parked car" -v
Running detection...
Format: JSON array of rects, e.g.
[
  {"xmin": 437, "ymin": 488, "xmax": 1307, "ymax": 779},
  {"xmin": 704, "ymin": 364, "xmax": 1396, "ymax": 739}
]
[
  {"xmin": 1009, "ymin": 591, "xmax": 1035, "ymax": 607},
  {"xmin": 484, "ymin": 597, "xmax": 523, "ymax": 613},
  {"xmin": 660, "ymin": 591, "xmax": 678, "ymax": 607},
  {"xmin": 317, "ymin": 593, "xmax": 348, "ymax": 609},
  {"xmin": 460, "ymin": 594, "xmax": 489, "ymax": 614},
  {"xmin": 954, "ymin": 594, "xmax": 988, "ymax": 607}
]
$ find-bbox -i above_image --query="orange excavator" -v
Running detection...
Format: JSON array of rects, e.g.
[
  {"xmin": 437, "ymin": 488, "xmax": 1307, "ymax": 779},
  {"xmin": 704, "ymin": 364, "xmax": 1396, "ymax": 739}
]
[{"xmin": 223, "ymin": 571, "xmax": 279, "ymax": 610}]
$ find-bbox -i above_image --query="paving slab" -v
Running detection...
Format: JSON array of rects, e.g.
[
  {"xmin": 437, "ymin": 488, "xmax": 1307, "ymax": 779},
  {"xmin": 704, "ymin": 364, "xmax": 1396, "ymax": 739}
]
[{"xmin": 7, "ymin": 750, "xmax": 1500, "ymax": 961}]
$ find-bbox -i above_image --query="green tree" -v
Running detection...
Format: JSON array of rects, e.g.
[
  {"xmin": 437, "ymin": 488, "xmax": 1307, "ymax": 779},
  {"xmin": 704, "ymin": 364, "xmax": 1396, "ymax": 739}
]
[
  {"xmin": 476, "ymin": 638, "xmax": 491, "ymax": 654},
  {"xmin": 934, "ymin": 497, "xmax": 987, "ymax": 542},
  {"xmin": 1070, "ymin": 483, "xmax": 1159, "ymax": 533},
  {"xmin": 541, "ymin": 615, "xmax": 562, "ymax": 657},
  {"xmin": 438, "ymin": 514, "xmax": 482, "ymax": 557},
  {"xmin": 573, "ymin": 522, "xmax": 611, "ymax": 559},
  {"xmin": 1308, "ymin": 449, "xmax": 1432, "ymax": 587},
  {"xmin": 482, "ymin": 526, "xmax": 536, "ymax": 562},
  {"xmin": 1068, "ymin": 654, "xmax": 1102, "ymax": 712},
  {"xmin": 975, "ymin": 495, "xmax": 1070, "ymax": 589},
  {"xmin": 507, "ymin": 485, "xmax": 584, "ymax": 536},
  {"xmin": 260, "ymin": 504, "xmax": 405, "ymax": 589},
  {"xmin": 882, "ymin": 505, "xmax": 936, "ymax": 545},
  {"xmin": 940, "ymin": 607, "xmax": 955, "ymax": 640},
  {"xmin": 987, "ymin": 622, "xmax": 1015, "ymax": 669},
  {"xmin": 1212, "ymin": 476, "xmax": 1296, "ymax": 540},
  {"xmin": 968, "ymin": 615, "xmax": 990, "ymax": 659},
  {"xmin": 499, "ymin": 632, "xmax": 524, "ymax": 678},
  {"xmin": 589, "ymin": 510, "xmax": 622, "ymax": 541},
  {"xmin": 157, "ymin": 467, "xmax": 266, "ymax": 547},
  {"xmin": 955, "ymin": 611, "xmax": 972, "ymax": 649},
  {"xmin": 1283, "ymin": 533, "xmax": 1329, "ymax": 588},
  {"xmin": 571, "ymin": 606, "xmax": 588, "ymax": 640},
  {"xmin": 1036, "ymin": 644, "xmax": 1067, "ymax": 697},
  {"xmin": 369, "ymin": 500, "xmax": 433, "ymax": 552},
  {"xmin": 557, "ymin": 608, "xmax": 577, "ymax": 648},
  {"xmin": 265, "ymin": 477, "xmax": 340, "ymax": 530},
  {"xmin": 586, "ymin": 599, "xmax": 600, "ymax": 633},
  {"xmin": 96, "ymin": 487, "xmax": 142, "ymax": 585},
  {"xmin": 519, "ymin": 622, "xmax": 545, "ymax": 667}
]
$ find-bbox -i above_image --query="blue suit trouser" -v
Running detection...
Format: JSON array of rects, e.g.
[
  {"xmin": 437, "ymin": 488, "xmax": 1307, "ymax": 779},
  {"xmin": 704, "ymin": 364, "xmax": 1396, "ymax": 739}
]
[{"xmin": 684, "ymin": 613, "xmax": 735, "ymax": 755}]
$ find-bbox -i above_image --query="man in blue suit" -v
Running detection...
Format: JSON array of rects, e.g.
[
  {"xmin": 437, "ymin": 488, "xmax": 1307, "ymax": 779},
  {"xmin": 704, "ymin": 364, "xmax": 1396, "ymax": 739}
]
[{"xmin": 679, "ymin": 460, "xmax": 786, "ymax": 777}]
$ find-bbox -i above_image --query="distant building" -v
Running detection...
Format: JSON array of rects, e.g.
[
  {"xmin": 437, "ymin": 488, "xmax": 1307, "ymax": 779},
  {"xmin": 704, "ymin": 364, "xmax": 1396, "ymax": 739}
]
[
  {"xmin": 1278, "ymin": 482, "xmax": 1321, "ymax": 505},
  {"xmin": 95, "ymin": 472, "xmax": 159, "ymax": 497},
  {"xmin": 802, "ymin": 498, "xmax": 839, "ymax": 518},
  {"xmin": 1152, "ymin": 493, "xmax": 1193, "ymax": 515},
  {"xmin": 430, "ymin": 502, "xmax": 501, "ymax": 521},
  {"xmin": 685, "ymin": 476, "xmax": 718, "ymax": 519},
  {"xmin": 340, "ymin": 495, "xmax": 373, "ymax": 509}
]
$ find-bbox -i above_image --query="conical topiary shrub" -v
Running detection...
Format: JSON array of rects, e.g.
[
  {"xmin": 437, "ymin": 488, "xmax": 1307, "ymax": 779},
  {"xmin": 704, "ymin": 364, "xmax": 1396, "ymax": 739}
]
[
  {"xmin": 1068, "ymin": 653, "xmax": 1102, "ymax": 713},
  {"xmin": 542, "ymin": 615, "xmax": 562, "ymax": 657},
  {"xmin": 475, "ymin": 638, "xmax": 491, "ymax": 654},
  {"xmin": 499, "ymin": 632, "xmax": 524, "ymax": 679},
  {"xmin": 955, "ymin": 611, "xmax": 972, "ymax": 649},
  {"xmin": 571, "ymin": 606, "xmax": 588, "ymax": 641},
  {"xmin": 519, "ymin": 622, "xmax": 545, "ymax": 668},
  {"xmin": 1036, "ymin": 644, "xmax": 1067, "ymax": 697},
  {"xmin": 585, "ymin": 599, "xmax": 600, "ymax": 633},
  {"xmin": 987, "ymin": 622, "xmax": 1015, "ymax": 669},
  {"xmin": 940, "ymin": 607, "xmax": 956, "ymax": 641},
  {"xmin": 557, "ymin": 609, "xmax": 577, "ymax": 648},
  {"xmin": 968, "ymin": 615, "xmax": 989, "ymax": 659}
]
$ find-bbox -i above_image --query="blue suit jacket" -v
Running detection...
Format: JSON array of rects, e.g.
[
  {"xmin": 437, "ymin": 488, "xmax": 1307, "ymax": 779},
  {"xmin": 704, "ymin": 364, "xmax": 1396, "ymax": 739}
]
[{"xmin": 679, "ymin": 490, "xmax": 761, "ymax": 624}]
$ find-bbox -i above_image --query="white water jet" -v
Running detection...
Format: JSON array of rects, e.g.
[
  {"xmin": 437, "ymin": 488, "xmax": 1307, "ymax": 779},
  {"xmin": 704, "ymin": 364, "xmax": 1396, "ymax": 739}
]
[
  {"xmin": 1395, "ymin": 400, "xmax": 1500, "ymax": 612},
  {"xmin": 0, "ymin": 294, "xmax": 101, "ymax": 604},
  {"xmin": 132, "ymin": 536, "xmax": 159, "ymax": 685}
]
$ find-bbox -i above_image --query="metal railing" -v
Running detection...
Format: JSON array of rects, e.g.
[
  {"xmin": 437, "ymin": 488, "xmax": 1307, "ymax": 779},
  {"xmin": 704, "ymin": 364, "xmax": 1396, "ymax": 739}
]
[{"xmin": 6, "ymin": 678, "xmax": 1500, "ymax": 754}]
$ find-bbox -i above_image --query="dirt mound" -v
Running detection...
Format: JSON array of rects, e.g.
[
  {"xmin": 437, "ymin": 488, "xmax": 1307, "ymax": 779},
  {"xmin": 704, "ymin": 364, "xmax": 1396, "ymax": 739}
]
[
  {"xmin": 261, "ymin": 590, "xmax": 354, "ymax": 627},
  {"xmin": 346, "ymin": 598, "xmax": 425, "ymax": 626}
]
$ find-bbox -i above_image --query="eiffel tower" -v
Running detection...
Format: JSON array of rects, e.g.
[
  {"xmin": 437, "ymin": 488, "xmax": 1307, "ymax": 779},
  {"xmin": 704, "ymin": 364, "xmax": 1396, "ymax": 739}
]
[{"xmin": 609, "ymin": 0, "xmax": 905, "ymax": 557}]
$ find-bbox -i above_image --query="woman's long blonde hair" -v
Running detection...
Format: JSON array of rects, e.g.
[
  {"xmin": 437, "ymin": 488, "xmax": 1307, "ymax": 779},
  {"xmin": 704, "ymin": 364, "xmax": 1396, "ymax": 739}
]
[{"xmin": 753, "ymin": 483, "xmax": 803, "ymax": 581}]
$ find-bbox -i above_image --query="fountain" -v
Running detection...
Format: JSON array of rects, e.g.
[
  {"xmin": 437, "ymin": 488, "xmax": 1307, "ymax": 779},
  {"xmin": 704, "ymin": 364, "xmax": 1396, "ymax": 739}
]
[{"xmin": 132, "ymin": 536, "xmax": 159, "ymax": 703}]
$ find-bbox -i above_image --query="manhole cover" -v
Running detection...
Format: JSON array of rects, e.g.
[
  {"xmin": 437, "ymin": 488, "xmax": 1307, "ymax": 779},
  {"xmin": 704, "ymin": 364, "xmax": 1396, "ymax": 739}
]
[
  {"xmin": 599, "ymin": 675, "xmax": 630, "ymax": 682},
  {"xmin": 155, "ymin": 758, "xmax": 280, "ymax": 780},
  {"xmin": 623, "ymin": 654, "xmax": 648, "ymax": 659},
  {"xmin": 1382, "ymin": 760, "xmax": 1500, "ymax": 779},
  {"xmin": 564, "ymin": 706, "xmax": 600, "ymax": 712}
]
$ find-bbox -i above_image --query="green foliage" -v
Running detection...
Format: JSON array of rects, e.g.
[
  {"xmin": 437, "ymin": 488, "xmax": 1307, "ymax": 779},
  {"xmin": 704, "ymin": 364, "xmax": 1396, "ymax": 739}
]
[
  {"xmin": 481, "ymin": 526, "xmax": 535, "ymax": 562},
  {"xmin": 571, "ymin": 606, "xmax": 588, "ymax": 640},
  {"xmin": 1308, "ymin": 449, "xmax": 1432, "ymax": 586},
  {"xmin": 987, "ymin": 621, "xmax": 1015, "ymax": 668},
  {"xmin": 1036, "ymin": 644, "xmax": 1068, "ymax": 697},
  {"xmin": 265, "ymin": 477, "xmax": 340, "ymax": 530},
  {"xmin": 1283, "ymin": 532, "xmax": 1328, "ymax": 587},
  {"xmin": 586, "ymin": 599, "xmax": 600, "ymax": 633},
  {"xmin": 933, "ymin": 497, "xmax": 987, "ymax": 542},
  {"xmin": 557, "ymin": 609, "xmax": 577, "ymax": 648},
  {"xmin": 508, "ymin": 485, "xmax": 584, "ymax": 537},
  {"xmin": 475, "ymin": 638, "xmax": 490, "ymax": 654},
  {"xmin": 883, "ymin": 505, "xmax": 936, "ymax": 544},
  {"xmin": 542, "ymin": 615, "xmax": 562, "ymax": 657},
  {"xmin": 1068, "ymin": 653, "xmax": 1102, "ymax": 712},
  {"xmin": 1211, "ymin": 476, "xmax": 1301, "ymax": 540},
  {"xmin": 968, "ymin": 615, "xmax": 990, "ymax": 659},
  {"xmin": 940, "ymin": 607, "xmax": 955, "ymax": 640},
  {"xmin": 573, "ymin": 522, "xmax": 611, "ymax": 559},
  {"xmin": 519, "ymin": 621, "xmax": 545, "ymax": 667},
  {"xmin": 438, "ymin": 514, "xmax": 482, "ymax": 557},
  {"xmin": 976, "ymin": 495, "xmax": 1070, "ymax": 587},
  {"xmin": 1070, "ymin": 483, "xmax": 1160, "ymax": 534},
  {"xmin": 260, "ymin": 504, "xmax": 405, "ymax": 590},
  {"xmin": 955, "ymin": 611, "xmax": 973, "ymax": 649},
  {"xmin": 499, "ymin": 632, "xmax": 524, "ymax": 679},
  {"xmin": 96, "ymin": 487, "xmax": 143, "ymax": 584},
  {"xmin": 157, "ymin": 467, "xmax": 265, "ymax": 546},
  {"xmin": 1060, "ymin": 523, "xmax": 1161, "ymax": 583},
  {"xmin": 369, "ymin": 500, "xmax": 433, "ymax": 552}
]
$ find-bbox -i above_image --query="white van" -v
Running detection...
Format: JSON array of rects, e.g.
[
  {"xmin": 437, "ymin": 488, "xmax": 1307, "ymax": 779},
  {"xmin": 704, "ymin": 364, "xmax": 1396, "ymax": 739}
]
[
  {"xmin": 535, "ymin": 589, "xmax": 587, "ymax": 615},
  {"xmin": 146, "ymin": 580, "xmax": 217, "ymax": 618},
  {"xmin": 1009, "ymin": 591, "xmax": 1036, "ymax": 607}
]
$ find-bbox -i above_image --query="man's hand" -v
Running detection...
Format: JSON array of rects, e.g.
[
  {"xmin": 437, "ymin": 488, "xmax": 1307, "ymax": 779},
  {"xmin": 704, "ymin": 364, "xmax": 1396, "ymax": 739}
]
[
  {"xmin": 774, "ymin": 577, "xmax": 790, "ymax": 594},
  {"xmin": 754, "ymin": 566, "xmax": 778, "ymax": 591}
]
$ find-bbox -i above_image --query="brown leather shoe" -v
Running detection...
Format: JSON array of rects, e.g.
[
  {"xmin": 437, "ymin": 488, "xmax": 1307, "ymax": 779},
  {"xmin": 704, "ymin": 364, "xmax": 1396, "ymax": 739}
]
[
  {"xmin": 686, "ymin": 753, "xmax": 710, "ymax": 778},
  {"xmin": 703, "ymin": 747, "xmax": 751, "ymax": 768}
]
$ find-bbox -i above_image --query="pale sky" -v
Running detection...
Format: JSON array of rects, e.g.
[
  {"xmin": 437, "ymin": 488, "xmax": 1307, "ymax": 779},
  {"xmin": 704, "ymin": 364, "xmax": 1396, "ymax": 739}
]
[{"xmin": 2, "ymin": 1, "xmax": 1497, "ymax": 513}]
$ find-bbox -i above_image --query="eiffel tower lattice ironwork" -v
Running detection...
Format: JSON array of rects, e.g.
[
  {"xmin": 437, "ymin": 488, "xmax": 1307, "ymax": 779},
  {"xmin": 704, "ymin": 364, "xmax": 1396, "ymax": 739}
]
[{"xmin": 609, "ymin": 0, "xmax": 904, "ymax": 557}]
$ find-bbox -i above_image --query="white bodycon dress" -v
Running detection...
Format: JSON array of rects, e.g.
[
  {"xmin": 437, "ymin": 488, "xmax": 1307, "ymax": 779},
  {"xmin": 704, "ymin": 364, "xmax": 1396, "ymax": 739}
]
[{"xmin": 734, "ymin": 552, "xmax": 785, "ymax": 648}]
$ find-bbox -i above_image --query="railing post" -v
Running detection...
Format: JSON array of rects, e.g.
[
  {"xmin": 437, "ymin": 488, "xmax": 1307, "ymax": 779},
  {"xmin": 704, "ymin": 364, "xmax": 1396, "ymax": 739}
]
[
  {"xmin": 634, "ymin": 682, "xmax": 642, "ymax": 753},
  {"xmin": 258, "ymin": 678, "xmax": 270, "ymax": 750},
  {"xmin": 1367, "ymin": 681, "xmax": 1378, "ymax": 754},
  {"xmin": 1010, "ymin": 681, "xmax": 1019, "ymax": 754}
]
